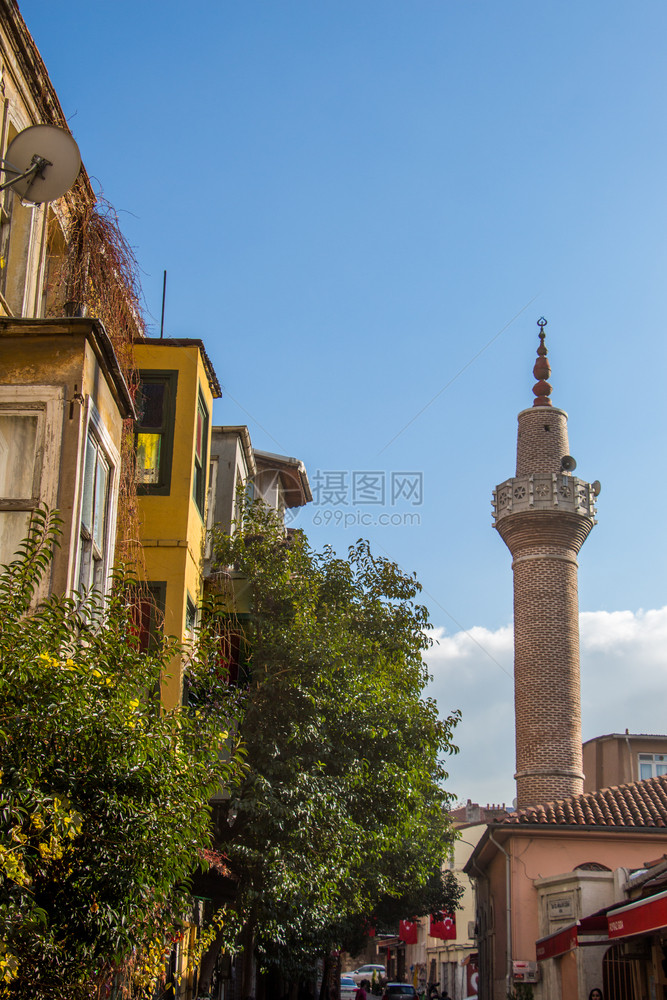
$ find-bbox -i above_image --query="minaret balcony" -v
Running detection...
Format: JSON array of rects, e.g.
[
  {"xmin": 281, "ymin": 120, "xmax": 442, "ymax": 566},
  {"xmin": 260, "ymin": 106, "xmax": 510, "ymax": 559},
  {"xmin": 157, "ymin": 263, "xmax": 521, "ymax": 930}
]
[{"xmin": 492, "ymin": 473, "xmax": 598, "ymax": 525}]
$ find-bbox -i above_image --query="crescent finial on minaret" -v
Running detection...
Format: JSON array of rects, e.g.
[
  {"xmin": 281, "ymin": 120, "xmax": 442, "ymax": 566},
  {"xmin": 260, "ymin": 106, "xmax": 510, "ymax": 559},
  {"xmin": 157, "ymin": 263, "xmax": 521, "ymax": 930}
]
[{"xmin": 532, "ymin": 317, "xmax": 552, "ymax": 407}]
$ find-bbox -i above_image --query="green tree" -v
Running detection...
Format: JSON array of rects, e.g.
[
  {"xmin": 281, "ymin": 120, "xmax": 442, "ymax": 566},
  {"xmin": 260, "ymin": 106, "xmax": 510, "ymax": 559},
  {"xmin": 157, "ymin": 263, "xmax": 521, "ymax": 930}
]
[
  {"xmin": 205, "ymin": 500, "xmax": 462, "ymax": 985},
  {"xmin": 0, "ymin": 509, "xmax": 244, "ymax": 998}
]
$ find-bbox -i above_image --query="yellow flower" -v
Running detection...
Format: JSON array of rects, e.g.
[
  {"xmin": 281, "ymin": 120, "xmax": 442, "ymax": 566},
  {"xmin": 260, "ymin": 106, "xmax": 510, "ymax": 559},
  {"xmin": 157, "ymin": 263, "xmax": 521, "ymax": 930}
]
[
  {"xmin": 91, "ymin": 669, "xmax": 103, "ymax": 679},
  {"xmin": 129, "ymin": 698, "xmax": 140, "ymax": 710}
]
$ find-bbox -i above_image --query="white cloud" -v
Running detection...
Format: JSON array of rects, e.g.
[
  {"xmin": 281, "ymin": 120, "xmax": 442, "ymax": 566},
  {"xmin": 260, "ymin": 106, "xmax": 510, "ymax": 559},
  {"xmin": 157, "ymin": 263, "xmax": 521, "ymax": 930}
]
[{"xmin": 426, "ymin": 607, "xmax": 667, "ymax": 810}]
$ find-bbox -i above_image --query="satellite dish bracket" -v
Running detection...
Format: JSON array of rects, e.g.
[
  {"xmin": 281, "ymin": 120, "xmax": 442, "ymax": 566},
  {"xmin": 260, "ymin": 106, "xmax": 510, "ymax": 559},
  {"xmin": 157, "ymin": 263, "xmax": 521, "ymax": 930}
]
[{"xmin": 0, "ymin": 154, "xmax": 52, "ymax": 194}]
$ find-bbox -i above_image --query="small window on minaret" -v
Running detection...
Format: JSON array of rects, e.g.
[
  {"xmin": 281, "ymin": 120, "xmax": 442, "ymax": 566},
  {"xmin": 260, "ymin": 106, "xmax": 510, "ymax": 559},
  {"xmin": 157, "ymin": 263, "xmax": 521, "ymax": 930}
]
[{"xmin": 544, "ymin": 425, "xmax": 550, "ymax": 431}]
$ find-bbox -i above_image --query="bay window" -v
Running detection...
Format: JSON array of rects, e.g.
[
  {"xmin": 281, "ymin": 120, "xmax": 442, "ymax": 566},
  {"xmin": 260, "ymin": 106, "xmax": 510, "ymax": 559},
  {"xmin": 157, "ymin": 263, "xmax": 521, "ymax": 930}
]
[{"xmin": 135, "ymin": 371, "xmax": 178, "ymax": 493}]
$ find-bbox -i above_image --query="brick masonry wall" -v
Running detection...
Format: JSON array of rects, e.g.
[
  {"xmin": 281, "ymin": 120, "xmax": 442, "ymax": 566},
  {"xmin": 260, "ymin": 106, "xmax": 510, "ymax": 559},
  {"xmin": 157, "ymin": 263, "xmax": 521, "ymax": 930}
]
[
  {"xmin": 516, "ymin": 406, "xmax": 570, "ymax": 476},
  {"xmin": 495, "ymin": 401, "xmax": 596, "ymax": 808},
  {"xmin": 513, "ymin": 550, "xmax": 583, "ymax": 806}
]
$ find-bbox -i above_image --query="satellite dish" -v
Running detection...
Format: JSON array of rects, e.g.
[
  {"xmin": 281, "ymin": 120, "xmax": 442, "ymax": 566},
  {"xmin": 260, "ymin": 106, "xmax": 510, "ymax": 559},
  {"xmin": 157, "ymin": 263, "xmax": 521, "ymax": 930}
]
[
  {"xmin": 592, "ymin": 480, "xmax": 602, "ymax": 497},
  {"xmin": 0, "ymin": 125, "xmax": 80, "ymax": 204},
  {"xmin": 560, "ymin": 455, "xmax": 577, "ymax": 473}
]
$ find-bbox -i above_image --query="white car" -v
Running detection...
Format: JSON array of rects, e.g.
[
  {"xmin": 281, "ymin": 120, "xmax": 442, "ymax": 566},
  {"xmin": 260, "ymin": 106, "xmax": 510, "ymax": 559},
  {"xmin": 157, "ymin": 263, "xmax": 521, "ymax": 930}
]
[
  {"xmin": 347, "ymin": 965, "xmax": 386, "ymax": 985},
  {"xmin": 341, "ymin": 976, "xmax": 358, "ymax": 999}
]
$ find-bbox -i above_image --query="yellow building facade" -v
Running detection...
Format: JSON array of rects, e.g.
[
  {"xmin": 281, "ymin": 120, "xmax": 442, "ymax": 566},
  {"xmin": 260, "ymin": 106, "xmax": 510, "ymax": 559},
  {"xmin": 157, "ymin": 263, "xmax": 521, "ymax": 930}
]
[{"xmin": 134, "ymin": 337, "xmax": 221, "ymax": 709}]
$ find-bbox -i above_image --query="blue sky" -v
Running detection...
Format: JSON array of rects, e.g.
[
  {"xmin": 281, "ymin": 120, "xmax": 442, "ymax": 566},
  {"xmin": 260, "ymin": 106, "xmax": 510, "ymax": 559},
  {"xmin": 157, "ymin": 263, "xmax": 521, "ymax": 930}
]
[{"xmin": 19, "ymin": 0, "xmax": 667, "ymax": 804}]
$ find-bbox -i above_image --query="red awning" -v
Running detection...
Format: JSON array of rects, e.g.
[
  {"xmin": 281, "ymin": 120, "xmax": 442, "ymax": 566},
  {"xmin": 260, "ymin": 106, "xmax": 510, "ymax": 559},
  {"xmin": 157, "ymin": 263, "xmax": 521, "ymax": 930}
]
[
  {"xmin": 536, "ymin": 925, "xmax": 578, "ymax": 961},
  {"xmin": 536, "ymin": 910, "xmax": 610, "ymax": 961},
  {"xmin": 607, "ymin": 889, "xmax": 667, "ymax": 940}
]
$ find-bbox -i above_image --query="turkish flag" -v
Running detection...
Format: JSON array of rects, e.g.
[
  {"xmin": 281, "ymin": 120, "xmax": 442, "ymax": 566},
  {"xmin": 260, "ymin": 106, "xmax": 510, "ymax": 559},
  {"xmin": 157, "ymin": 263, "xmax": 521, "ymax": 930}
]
[
  {"xmin": 430, "ymin": 912, "xmax": 456, "ymax": 940},
  {"xmin": 399, "ymin": 919, "xmax": 419, "ymax": 944}
]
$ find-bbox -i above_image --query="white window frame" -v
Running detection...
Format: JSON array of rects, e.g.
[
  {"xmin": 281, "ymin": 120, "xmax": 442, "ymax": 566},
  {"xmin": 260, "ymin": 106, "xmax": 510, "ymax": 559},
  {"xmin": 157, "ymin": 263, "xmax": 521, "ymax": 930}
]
[
  {"xmin": 204, "ymin": 453, "xmax": 219, "ymax": 560},
  {"xmin": 184, "ymin": 592, "xmax": 199, "ymax": 644},
  {"xmin": 638, "ymin": 753, "xmax": 667, "ymax": 781},
  {"xmin": 73, "ymin": 399, "xmax": 120, "ymax": 596},
  {"xmin": 0, "ymin": 386, "xmax": 63, "ymax": 590}
]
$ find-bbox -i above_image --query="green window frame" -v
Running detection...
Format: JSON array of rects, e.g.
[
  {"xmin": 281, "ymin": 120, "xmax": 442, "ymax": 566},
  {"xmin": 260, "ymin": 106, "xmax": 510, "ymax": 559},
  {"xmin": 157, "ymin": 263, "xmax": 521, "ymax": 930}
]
[
  {"xmin": 213, "ymin": 612, "xmax": 251, "ymax": 688},
  {"xmin": 131, "ymin": 581, "xmax": 166, "ymax": 653},
  {"xmin": 192, "ymin": 389, "xmax": 209, "ymax": 518},
  {"xmin": 185, "ymin": 595, "xmax": 197, "ymax": 638},
  {"xmin": 135, "ymin": 371, "xmax": 178, "ymax": 495}
]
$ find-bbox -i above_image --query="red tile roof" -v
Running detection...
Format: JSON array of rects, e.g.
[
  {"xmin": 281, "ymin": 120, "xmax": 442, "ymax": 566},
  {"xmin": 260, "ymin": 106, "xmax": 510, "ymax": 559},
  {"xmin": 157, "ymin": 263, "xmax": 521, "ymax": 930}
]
[{"xmin": 502, "ymin": 774, "xmax": 667, "ymax": 828}]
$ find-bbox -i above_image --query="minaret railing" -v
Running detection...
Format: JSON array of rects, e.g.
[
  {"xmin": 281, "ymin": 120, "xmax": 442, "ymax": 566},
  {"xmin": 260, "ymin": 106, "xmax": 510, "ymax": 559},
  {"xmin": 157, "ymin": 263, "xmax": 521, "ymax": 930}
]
[{"xmin": 493, "ymin": 473, "xmax": 597, "ymax": 523}]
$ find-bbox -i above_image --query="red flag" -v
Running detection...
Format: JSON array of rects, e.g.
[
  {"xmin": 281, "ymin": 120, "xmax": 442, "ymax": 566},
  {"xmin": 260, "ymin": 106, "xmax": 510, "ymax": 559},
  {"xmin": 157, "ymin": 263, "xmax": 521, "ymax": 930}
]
[
  {"xmin": 399, "ymin": 919, "xmax": 419, "ymax": 944},
  {"xmin": 430, "ymin": 912, "xmax": 456, "ymax": 940}
]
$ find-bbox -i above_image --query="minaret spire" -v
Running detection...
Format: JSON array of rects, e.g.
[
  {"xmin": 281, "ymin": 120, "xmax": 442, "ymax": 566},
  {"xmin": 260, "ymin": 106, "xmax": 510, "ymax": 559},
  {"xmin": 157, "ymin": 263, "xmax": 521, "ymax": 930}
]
[
  {"xmin": 532, "ymin": 317, "xmax": 552, "ymax": 407},
  {"xmin": 492, "ymin": 320, "xmax": 599, "ymax": 808}
]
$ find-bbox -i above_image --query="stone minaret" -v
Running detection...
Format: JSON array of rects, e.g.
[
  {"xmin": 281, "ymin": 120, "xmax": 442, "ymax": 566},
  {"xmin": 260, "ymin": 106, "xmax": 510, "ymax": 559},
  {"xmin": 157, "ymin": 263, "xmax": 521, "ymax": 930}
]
[{"xmin": 493, "ymin": 319, "xmax": 598, "ymax": 808}]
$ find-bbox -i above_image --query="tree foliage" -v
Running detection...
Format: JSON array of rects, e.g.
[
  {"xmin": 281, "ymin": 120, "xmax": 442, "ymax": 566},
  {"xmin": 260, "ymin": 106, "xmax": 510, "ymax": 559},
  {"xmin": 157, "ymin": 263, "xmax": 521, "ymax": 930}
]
[
  {"xmin": 0, "ymin": 510, "xmax": 244, "ymax": 998},
  {"xmin": 208, "ymin": 500, "xmax": 462, "ymax": 976}
]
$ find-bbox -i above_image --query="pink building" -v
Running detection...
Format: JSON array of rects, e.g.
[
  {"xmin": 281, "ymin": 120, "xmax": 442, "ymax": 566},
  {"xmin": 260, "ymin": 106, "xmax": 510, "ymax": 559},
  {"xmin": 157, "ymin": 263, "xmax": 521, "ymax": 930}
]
[{"xmin": 470, "ymin": 776, "xmax": 667, "ymax": 999}]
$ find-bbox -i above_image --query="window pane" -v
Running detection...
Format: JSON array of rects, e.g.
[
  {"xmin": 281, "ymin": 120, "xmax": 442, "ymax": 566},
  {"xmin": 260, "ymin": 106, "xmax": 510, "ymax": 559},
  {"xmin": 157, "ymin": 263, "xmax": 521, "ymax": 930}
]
[
  {"xmin": 92, "ymin": 552, "xmax": 104, "ymax": 592},
  {"xmin": 192, "ymin": 393, "xmax": 208, "ymax": 515},
  {"xmin": 0, "ymin": 414, "xmax": 38, "ymax": 498},
  {"xmin": 185, "ymin": 599, "xmax": 196, "ymax": 637},
  {"xmin": 0, "ymin": 510, "xmax": 31, "ymax": 566},
  {"xmin": 78, "ymin": 538, "xmax": 91, "ymax": 592},
  {"xmin": 657, "ymin": 765, "xmax": 667, "ymax": 776},
  {"xmin": 640, "ymin": 763, "xmax": 653, "ymax": 779},
  {"xmin": 196, "ymin": 406, "xmax": 203, "ymax": 461},
  {"xmin": 138, "ymin": 382, "xmax": 165, "ymax": 428},
  {"xmin": 193, "ymin": 463, "xmax": 203, "ymax": 510},
  {"xmin": 131, "ymin": 584, "xmax": 165, "ymax": 652},
  {"xmin": 136, "ymin": 433, "xmax": 162, "ymax": 484},
  {"xmin": 80, "ymin": 436, "xmax": 96, "ymax": 534},
  {"xmin": 93, "ymin": 453, "xmax": 109, "ymax": 551}
]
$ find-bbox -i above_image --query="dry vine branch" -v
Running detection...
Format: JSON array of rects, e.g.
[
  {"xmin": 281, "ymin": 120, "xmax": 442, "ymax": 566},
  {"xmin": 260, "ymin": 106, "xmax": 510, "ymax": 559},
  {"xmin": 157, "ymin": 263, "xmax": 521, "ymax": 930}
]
[{"xmin": 47, "ymin": 181, "xmax": 148, "ymax": 571}]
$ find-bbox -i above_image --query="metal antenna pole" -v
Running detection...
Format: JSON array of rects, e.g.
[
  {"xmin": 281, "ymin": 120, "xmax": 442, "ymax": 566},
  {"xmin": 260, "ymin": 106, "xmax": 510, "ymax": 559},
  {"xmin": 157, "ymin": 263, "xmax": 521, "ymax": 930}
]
[{"xmin": 160, "ymin": 270, "xmax": 167, "ymax": 339}]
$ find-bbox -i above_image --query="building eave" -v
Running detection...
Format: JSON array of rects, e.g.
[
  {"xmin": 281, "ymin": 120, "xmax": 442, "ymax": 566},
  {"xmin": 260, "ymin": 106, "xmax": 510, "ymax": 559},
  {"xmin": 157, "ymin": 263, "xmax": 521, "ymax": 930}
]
[
  {"xmin": 0, "ymin": 316, "xmax": 136, "ymax": 418},
  {"xmin": 140, "ymin": 337, "xmax": 222, "ymax": 398},
  {"xmin": 0, "ymin": 0, "xmax": 95, "ymax": 204},
  {"xmin": 254, "ymin": 448, "xmax": 312, "ymax": 506},
  {"xmin": 213, "ymin": 425, "xmax": 256, "ymax": 478},
  {"xmin": 465, "ymin": 821, "xmax": 667, "ymax": 877}
]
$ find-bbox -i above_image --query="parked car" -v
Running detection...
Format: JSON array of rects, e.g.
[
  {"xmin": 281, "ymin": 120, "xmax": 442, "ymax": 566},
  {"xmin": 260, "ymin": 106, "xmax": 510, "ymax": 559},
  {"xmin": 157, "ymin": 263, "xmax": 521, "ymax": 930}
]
[
  {"xmin": 341, "ymin": 977, "xmax": 358, "ymax": 999},
  {"xmin": 347, "ymin": 965, "xmax": 386, "ymax": 985},
  {"xmin": 382, "ymin": 984, "xmax": 417, "ymax": 1000}
]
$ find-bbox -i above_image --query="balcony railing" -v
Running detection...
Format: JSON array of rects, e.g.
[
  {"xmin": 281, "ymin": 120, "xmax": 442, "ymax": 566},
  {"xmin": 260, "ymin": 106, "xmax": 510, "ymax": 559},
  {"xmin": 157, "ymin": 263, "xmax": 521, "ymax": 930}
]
[{"xmin": 492, "ymin": 473, "xmax": 597, "ymax": 523}]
